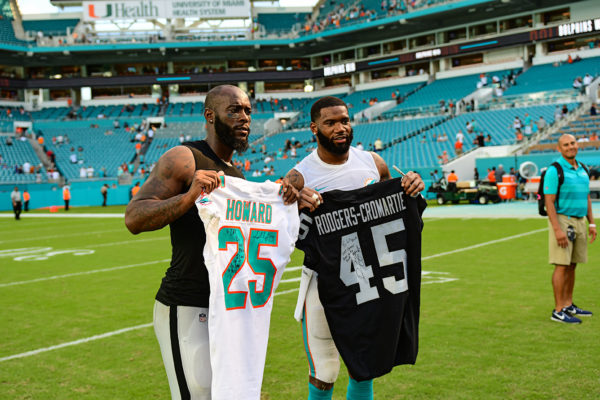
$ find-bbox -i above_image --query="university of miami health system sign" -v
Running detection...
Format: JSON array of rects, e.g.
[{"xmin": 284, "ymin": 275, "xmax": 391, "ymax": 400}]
[{"xmin": 82, "ymin": 0, "xmax": 250, "ymax": 20}]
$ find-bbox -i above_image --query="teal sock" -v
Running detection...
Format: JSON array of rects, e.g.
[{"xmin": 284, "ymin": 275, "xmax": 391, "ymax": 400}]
[
  {"xmin": 308, "ymin": 381, "xmax": 334, "ymax": 400},
  {"xmin": 346, "ymin": 378, "xmax": 373, "ymax": 400}
]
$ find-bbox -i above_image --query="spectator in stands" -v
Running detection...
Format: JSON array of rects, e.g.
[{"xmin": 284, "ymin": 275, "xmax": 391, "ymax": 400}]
[
  {"xmin": 454, "ymin": 138, "xmax": 463, "ymax": 156},
  {"xmin": 5, "ymin": 136, "xmax": 12, "ymax": 146},
  {"xmin": 485, "ymin": 134, "xmax": 492, "ymax": 144},
  {"xmin": 373, "ymin": 138, "xmax": 383, "ymax": 152},
  {"xmin": 179, "ymin": 134, "xmax": 185, "ymax": 144},
  {"xmin": 515, "ymin": 129, "xmax": 524, "ymax": 142},
  {"xmin": 590, "ymin": 104, "xmax": 597, "ymax": 116},
  {"xmin": 356, "ymin": 142, "xmax": 364, "ymax": 150},
  {"xmin": 252, "ymin": 169, "xmax": 262, "ymax": 177},
  {"xmin": 114, "ymin": 120, "xmax": 120, "ymax": 129},
  {"xmin": 555, "ymin": 106, "xmax": 563, "ymax": 121},
  {"xmin": 22, "ymin": 161, "xmax": 31, "ymax": 174},
  {"xmin": 87, "ymin": 166, "xmax": 95, "ymax": 178},
  {"xmin": 475, "ymin": 132, "xmax": 485, "ymax": 147},
  {"xmin": 466, "ymin": 120, "xmax": 473, "ymax": 134},
  {"xmin": 262, "ymin": 164, "xmax": 270, "ymax": 174},
  {"xmin": 583, "ymin": 73, "xmax": 593, "ymax": 86},
  {"xmin": 80, "ymin": 166, "xmax": 87, "ymax": 178},
  {"xmin": 562, "ymin": 104, "xmax": 569, "ymax": 116},
  {"xmin": 512, "ymin": 116, "xmax": 522, "ymax": 131},
  {"xmin": 572, "ymin": 77, "xmax": 583, "ymax": 90},
  {"xmin": 537, "ymin": 116, "xmax": 547, "ymax": 131},
  {"xmin": 438, "ymin": 133, "xmax": 448, "ymax": 142},
  {"xmin": 438, "ymin": 150, "xmax": 449, "ymax": 164}
]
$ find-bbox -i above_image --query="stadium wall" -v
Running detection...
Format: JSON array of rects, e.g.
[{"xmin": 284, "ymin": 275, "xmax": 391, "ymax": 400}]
[{"xmin": 0, "ymin": 180, "xmax": 137, "ymax": 211}]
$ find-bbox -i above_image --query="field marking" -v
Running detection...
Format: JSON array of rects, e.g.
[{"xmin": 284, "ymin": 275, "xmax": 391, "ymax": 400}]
[
  {"xmin": 422, "ymin": 227, "xmax": 547, "ymax": 261},
  {"xmin": 0, "ymin": 228, "xmax": 126, "ymax": 244},
  {"xmin": 0, "ymin": 213, "xmax": 124, "ymax": 219},
  {"xmin": 0, "ymin": 323, "xmax": 154, "ymax": 363},
  {"xmin": 0, "ymin": 259, "xmax": 170, "ymax": 288},
  {"xmin": 0, "ymin": 228, "xmax": 548, "ymax": 362},
  {"xmin": 0, "ymin": 287, "xmax": 300, "ymax": 363},
  {"xmin": 0, "ymin": 220, "xmax": 119, "ymax": 236},
  {"xmin": 83, "ymin": 236, "xmax": 166, "ymax": 249}
]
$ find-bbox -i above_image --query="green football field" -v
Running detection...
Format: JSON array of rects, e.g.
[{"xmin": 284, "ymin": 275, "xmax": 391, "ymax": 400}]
[{"xmin": 1, "ymin": 207, "xmax": 599, "ymax": 399}]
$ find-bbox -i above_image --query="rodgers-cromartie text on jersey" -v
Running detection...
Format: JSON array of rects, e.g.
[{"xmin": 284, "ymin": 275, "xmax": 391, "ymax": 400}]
[{"xmin": 315, "ymin": 192, "xmax": 406, "ymax": 235}]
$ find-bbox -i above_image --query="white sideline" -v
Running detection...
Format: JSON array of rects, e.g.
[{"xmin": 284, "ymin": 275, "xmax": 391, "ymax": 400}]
[
  {"xmin": 0, "ymin": 259, "xmax": 170, "ymax": 288},
  {"xmin": 0, "ymin": 228, "xmax": 126, "ymax": 244},
  {"xmin": 0, "ymin": 227, "xmax": 547, "ymax": 362}
]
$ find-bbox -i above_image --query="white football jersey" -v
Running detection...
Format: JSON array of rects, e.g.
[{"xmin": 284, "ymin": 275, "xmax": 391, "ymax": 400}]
[
  {"xmin": 196, "ymin": 176, "xmax": 300, "ymax": 400},
  {"xmin": 294, "ymin": 146, "xmax": 380, "ymax": 192}
]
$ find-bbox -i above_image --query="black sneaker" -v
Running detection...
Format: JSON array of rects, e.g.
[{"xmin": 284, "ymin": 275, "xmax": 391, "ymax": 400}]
[
  {"xmin": 551, "ymin": 309, "xmax": 582, "ymax": 324},
  {"xmin": 565, "ymin": 304, "xmax": 593, "ymax": 317}
]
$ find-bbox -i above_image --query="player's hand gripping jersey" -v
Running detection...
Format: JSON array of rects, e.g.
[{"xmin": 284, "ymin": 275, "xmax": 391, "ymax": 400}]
[
  {"xmin": 196, "ymin": 176, "xmax": 300, "ymax": 400},
  {"xmin": 296, "ymin": 178, "xmax": 426, "ymax": 381}
]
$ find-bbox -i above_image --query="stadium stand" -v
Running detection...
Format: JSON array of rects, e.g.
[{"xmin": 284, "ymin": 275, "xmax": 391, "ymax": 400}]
[
  {"xmin": 0, "ymin": 138, "xmax": 45, "ymax": 183},
  {"xmin": 504, "ymin": 57, "xmax": 600, "ymax": 96},
  {"xmin": 35, "ymin": 120, "xmax": 139, "ymax": 180},
  {"xmin": 256, "ymin": 12, "xmax": 309, "ymax": 37},
  {"xmin": 22, "ymin": 19, "xmax": 80, "ymax": 37}
]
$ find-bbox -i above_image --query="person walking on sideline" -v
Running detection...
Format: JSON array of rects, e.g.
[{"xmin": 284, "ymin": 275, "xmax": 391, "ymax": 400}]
[
  {"xmin": 101, "ymin": 184, "xmax": 109, "ymax": 206},
  {"xmin": 11, "ymin": 186, "xmax": 22, "ymax": 220},
  {"xmin": 23, "ymin": 190, "xmax": 30, "ymax": 211},
  {"xmin": 62, "ymin": 183, "xmax": 71, "ymax": 211},
  {"xmin": 544, "ymin": 134, "xmax": 596, "ymax": 324}
]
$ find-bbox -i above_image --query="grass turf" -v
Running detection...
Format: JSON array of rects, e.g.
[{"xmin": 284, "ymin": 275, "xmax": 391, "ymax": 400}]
[{"xmin": 0, "ymin": 207, "xmax": 598, "ymax": 399}]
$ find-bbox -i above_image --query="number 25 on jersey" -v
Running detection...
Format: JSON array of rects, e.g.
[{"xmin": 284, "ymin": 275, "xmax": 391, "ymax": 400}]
[{"xmin": 218, "ymin": 226, "xmax": 279, "ymax": 310}]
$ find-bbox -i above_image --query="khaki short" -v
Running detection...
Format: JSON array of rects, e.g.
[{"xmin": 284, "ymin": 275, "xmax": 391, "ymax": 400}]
[{"xmin": 548, "ymin": 214, "xmax": 588, "ymax": 265}]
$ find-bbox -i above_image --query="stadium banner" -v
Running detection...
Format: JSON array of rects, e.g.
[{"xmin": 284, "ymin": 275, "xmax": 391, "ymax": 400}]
[{"xmin": 82, "ymin": 0, "xmax": 250, "ymax": 21}]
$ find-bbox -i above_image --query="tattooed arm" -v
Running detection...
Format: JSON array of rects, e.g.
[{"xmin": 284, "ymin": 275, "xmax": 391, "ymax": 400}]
[
  {"xmin": 285, "ymin": 168, "xmax": 323, "ymax": 212},
  {"xmin": 124, "ymin": 146, "xmax": 221, "ymax": 234}
]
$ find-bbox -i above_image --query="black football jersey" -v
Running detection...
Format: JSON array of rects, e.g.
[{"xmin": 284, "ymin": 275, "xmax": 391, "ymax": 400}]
[{"xmin": 296, "ymin": 178, "xmax": 426, "ymax": 381}]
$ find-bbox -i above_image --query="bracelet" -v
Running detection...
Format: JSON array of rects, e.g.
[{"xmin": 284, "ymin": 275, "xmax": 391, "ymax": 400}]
[{"xmin": 590, "ymin": 224, "xmax": 596, "ymax": 228}]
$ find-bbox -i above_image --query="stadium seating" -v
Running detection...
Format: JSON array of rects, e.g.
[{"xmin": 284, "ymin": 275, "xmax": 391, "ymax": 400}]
[
  {"xmin": 384, "ymin": 69, "xmax": 518, "ymax": 117},
  {"xmin": 0, "ymin": 138, "xmax": 46, "ymax": 183},
  {"xmin": 22, "ymin": 19, "xmax": 80, "ymax": 36},
  {"xmin": 34, "ymin": 120, "xmax": 138, "ymax": 180},
  {"xmin": 504, "ymin": 57, "xmax": 600, "ymax": 96},
  {"xmin": 257, "ymin": 13, "xmax": 309, "ymax": 36}
]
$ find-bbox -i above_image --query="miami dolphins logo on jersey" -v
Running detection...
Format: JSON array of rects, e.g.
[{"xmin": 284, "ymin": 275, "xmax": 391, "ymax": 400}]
[
  {"xmin": 364, "ymin": 178, "xmax": 377, "ymax": 186},
  {"xmin": 197, "ymin": 196, "xmax": 212, "ymax": 206}
]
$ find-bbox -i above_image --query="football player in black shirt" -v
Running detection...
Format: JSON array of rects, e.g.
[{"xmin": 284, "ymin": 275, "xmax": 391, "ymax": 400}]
[{"xmin": 125, "ymin": 85, "xmax": 298, "ymax": 399}]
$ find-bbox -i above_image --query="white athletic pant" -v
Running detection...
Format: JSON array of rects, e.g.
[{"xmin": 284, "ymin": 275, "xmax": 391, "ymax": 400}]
[
  {"xmin": 153, "ymin": 301, "xmax": 212, "ymax": 400},
  {"xmin": 296, "ymin": 270, "xmax": 341, "ymax": 383}
]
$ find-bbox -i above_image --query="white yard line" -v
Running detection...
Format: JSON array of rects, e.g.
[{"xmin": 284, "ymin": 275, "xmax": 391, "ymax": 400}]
[
  {"xmin": 82, "ymin": 236, "xmax": 166, "ymax": 249},
  {"xmin": 0, "ymin": 259, "xmax": 170, "ymax": 288},
  {"xmin": 0, "ymin": 228, "xmax": 126, "ymax": 244},
  {"xmin": 422, "ymin": 227, "xmax": 547, "ymax": 261},
  {"xmin": 0, "ymin": 287, "xmax": 300, "ymax": 363},
  {"xmin": 0, "ymin": 227, "xmax": 548, "ymax": 362},
  {"xmin": 0, "ymin": 213, "xmax": 125, "ymax": 218}
]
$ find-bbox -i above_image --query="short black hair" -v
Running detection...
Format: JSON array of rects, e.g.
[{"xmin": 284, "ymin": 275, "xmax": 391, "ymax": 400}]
[
  {"xmin": 310, "ymin": 96, "xmax": 348, "ymax": 123},
  {"xmin": 205, "ymin": 84, "xmax": 241, "ymax": 111}
]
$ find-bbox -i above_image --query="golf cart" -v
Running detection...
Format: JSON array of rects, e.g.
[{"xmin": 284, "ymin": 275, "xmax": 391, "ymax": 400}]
[{"xmin": 428, "ymin": 179, "xmax": 500, "ymax": 205}]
